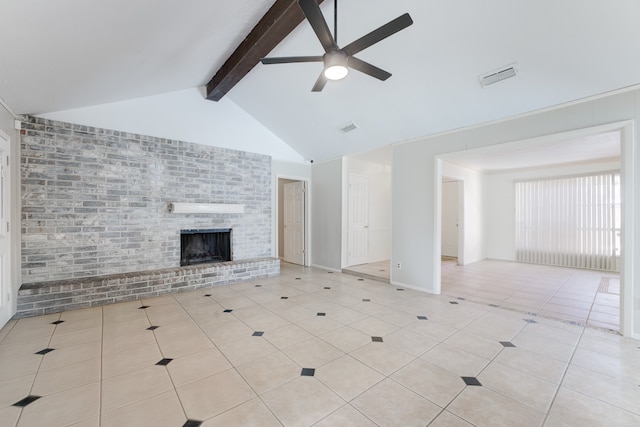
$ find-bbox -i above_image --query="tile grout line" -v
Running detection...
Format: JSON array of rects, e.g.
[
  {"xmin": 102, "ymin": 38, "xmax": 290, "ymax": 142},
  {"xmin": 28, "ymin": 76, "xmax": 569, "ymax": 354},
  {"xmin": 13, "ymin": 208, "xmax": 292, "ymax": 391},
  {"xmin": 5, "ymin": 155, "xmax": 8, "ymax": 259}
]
[
  {"xmin": 15, "ymin": 313, "xmax": 64, "ymax": 426},
  {"xmin": 539, "ymin": 322, "xmax": 588, "ymax": 426},
  {"xmin": 172, "ymin": 285, "xmax": 287, "ymax": 425}
]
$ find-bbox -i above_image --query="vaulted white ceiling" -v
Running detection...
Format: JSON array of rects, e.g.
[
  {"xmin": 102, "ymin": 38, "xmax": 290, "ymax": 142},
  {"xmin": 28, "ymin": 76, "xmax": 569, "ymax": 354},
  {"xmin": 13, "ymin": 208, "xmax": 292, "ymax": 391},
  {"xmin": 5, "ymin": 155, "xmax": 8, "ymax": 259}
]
[{"xmin": 1, "ymin": 0, "xmax": 638, "ymax": 164}]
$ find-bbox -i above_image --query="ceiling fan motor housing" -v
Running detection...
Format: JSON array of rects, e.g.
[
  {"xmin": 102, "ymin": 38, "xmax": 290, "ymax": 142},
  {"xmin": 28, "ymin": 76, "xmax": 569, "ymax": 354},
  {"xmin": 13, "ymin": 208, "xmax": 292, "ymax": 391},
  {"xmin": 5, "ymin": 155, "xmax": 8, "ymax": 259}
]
[{"xmin": 324, "ymin": 50, "xmax": 349, "ymax": 80}]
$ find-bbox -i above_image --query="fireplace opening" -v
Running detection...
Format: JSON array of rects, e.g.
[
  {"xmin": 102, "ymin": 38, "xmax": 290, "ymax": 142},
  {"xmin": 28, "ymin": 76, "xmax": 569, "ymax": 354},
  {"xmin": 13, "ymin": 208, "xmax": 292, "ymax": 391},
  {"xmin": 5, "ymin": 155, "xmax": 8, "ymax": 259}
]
[{"xmin": 180, "ymin": 228, "xmax": 232, "ymax": 266}]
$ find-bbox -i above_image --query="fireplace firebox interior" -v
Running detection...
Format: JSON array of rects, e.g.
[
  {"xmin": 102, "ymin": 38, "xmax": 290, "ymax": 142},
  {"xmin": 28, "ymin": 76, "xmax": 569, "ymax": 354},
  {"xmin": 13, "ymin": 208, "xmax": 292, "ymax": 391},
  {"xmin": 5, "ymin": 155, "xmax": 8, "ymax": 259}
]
[{"xmin": 180, "ymin": 228, "xmax": 232, "ymax": 266}]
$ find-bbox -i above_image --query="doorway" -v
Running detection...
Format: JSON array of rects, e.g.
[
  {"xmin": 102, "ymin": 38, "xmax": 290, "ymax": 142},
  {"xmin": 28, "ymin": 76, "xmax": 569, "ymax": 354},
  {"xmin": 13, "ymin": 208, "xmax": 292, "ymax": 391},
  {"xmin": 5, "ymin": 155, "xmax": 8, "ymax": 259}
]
[
  {"xmin": 347, "ymin": 174, "xmax": 369, "ymax": 266},
  {"xmin": 441, "ymin": 179, "xmax": 461, "ymax": 261},
  {"xmin": 278, "ymin": 178, "xmax": 307, "ymax": 266},
  {"xmin": 0, "ymin": 134, "xmax": 11, "ymax": 327},
  {"xmin": 434, "ymin": 122, "xmax": 631, "ymax": 335}
]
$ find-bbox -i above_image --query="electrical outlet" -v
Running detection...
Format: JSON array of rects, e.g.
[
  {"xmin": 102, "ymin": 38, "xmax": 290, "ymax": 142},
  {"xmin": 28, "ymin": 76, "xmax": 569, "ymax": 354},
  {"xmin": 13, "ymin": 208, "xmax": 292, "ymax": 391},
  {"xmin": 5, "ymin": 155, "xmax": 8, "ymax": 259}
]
[{"xmin": 396, "ymin": 262, "xmax": 402, "ymax": 269}]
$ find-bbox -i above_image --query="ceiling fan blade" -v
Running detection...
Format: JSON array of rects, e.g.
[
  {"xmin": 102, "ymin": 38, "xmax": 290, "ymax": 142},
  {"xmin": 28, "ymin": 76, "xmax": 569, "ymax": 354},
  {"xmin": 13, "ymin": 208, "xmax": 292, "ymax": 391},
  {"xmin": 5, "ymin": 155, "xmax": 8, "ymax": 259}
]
[
  {"xmin": 343, "ymin": 13, "xmax": 413, "ymax": 56},
  {"xmin": 261, "ymin": 56, "xmax": 323, "ymax": 64},
  {"xmin": 311, "ymin": 72, "xmax": 328, "ymax": 92},
  {"xmin": 298, "ymin": 0, "xmax": 338, "ymax": 52},
  {"xmin": 348, "ymin": 57, "xmax": 392, "ymax": 81}
]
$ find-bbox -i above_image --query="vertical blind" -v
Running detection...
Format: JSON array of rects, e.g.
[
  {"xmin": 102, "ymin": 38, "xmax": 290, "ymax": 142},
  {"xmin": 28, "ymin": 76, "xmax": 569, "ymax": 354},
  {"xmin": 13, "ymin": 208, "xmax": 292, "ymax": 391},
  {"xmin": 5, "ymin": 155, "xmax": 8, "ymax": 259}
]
[{"xmin": 515, "ymin": 172, "xmax": 620, "ymax": 271}]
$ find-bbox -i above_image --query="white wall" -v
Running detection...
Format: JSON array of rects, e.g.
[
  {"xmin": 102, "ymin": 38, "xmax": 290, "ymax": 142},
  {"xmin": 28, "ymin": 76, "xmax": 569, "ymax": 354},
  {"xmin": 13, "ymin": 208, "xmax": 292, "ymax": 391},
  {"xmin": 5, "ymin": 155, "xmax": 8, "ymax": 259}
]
[
  {"xmin": 442, "ymin": 162, "xmax": 485, "ymax": 265},
  {"xmin": 311, "ymin": 159, "xmax": 343, "ymax": 271},
  {"xmin": 38, "ymin": 87, "xmax": 304, "ymax": 162},
  {"xmin": 0, "ymin": 101, "xmax": 21, "ymax": 328},
  {"xmin": 392, "ymin": 88, "xmax": 640, "ymax": 338},
  {"xmin": 484, "ymin": 159, "xmax": 621, "ymax": 261},
  {"xmin": 342, "ymin": 157, "xmax": 391, "ymax": 267}
]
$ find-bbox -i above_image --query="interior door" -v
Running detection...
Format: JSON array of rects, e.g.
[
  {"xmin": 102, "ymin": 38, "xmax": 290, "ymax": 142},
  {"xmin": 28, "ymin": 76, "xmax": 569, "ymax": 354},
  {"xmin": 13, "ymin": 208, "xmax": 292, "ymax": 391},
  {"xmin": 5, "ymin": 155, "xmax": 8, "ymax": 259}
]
[
  {"xmin": 348, "ymin": 174, "xmax": 369, "ymax": 266},
  {"xmin": 441, "ymin": 180, "xmax": 459, "ymax": 257},
  {"xmin": 0, "ymin": 135, "xmax": 11, "ymax": 327},
  {"xmin": 283, "ymin": 181, "xmax": 305, "ymax": 265}
]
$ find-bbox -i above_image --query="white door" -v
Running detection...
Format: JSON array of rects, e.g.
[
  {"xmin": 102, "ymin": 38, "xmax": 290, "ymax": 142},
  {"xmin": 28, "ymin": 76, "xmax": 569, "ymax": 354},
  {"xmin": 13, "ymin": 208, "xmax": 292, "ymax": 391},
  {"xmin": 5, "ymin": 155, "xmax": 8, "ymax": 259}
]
[
  {"xmin": 348, "ymin": 174, "xmax": 369, "ymax": 266},
  {"xmin": 283, "ymin": 181, "xmax": 305, "ymax": 265},
  {"xmin": 441, "ymin": 181, "xmax": 459, "ymax": 257},
  {"xmin": 0, "ymin": 136, "xmax": 11, "ymax": 327}
]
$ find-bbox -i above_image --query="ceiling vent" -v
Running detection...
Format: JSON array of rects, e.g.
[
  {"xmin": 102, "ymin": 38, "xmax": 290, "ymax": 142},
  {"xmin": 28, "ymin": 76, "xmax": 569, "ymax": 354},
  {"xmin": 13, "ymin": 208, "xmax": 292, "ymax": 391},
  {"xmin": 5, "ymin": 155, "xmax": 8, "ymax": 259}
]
[
  {"xmin": 338, "ymin": 122, "xmax": 358, "ymax": 133},
  {"xmin": 479, "ymin": 64, "xmax": 518, "ymax": 87}
]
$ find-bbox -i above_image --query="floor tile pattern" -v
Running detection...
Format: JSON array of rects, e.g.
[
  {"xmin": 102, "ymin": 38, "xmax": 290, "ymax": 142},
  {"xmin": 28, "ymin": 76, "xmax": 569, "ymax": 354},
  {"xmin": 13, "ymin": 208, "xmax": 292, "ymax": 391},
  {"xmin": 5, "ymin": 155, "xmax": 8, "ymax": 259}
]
[{"xmin": 0, "ymin": 261, "xmax": 637, "ymax": 426}]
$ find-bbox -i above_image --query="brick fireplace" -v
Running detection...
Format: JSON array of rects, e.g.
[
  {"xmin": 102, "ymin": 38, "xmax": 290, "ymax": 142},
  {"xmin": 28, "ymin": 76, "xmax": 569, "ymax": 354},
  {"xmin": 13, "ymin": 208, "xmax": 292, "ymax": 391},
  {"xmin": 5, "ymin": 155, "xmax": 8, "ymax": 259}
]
[{"xmin": 17, "ymin": 117, "xmax": 279, "ymax": 317}]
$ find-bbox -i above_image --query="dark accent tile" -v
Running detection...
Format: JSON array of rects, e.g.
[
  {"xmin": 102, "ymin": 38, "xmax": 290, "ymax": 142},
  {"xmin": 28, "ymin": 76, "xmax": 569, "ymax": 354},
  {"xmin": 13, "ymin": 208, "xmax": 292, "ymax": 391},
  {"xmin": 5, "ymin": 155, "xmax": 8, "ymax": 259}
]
[
  {"xmin": 417, "ymin": 316, "xmax": 428, "ymax": 320},
  {"xmin": 324, "ymin": 287, "xmax": 331, "ymax": 290},
  {"xmin": 223, "ymin": 309, "xmax": 233, "ymax": 313},
  {"xmin": 500, "ymin": 341, "xmax": 516, "ymax": 348},
  {"xmin": 295, "ymin": 278, "xmax": 301, "ymax": 280},
  {"xmin": 281, "ymin": 297, "xmax": 288, "ymax": 300},
  {"xmin": 252, "ymin": 331, "xmax": 264, "ymax": 337},
  {"xmin": 462, "ymin": 376, "xmax": 482, "ymax": 386},
  {"xmin": 301, "ymin": 368, "xmax": 315, "ymax": 377},
  {"xmin": 525, "ymin": 312, "xmax": 538, "ymax": 316},
  {"xmin": 147, "ymin": 326, "xmax": 159, "ymax": 331},
  {"xmin": 371, "ymin": 336, "xmax": 383, "ymax": 342},
  {"xmin": 317, "ymin": 312, "xmax": 326, "ymax": 317},
  {"xmin": 358, "ymin": 279, "xmax": 364, "ymax": 281},
  {"xmin": 51, "ymin": 320, "xmax": 65, "ymax": 325},
  {"xmin": 13, "ymin": 395, "xmax": 41, "ymax": 407},
  {"xmin": 138, "ymin": 305, "xmax": 150, "ymax": 309},
  {"xmin": 488, "ymin": 304, "xmax": 499, "ymax": 307},
  {"xmin": 449, "ymin": 301, "xmax": 459, "ymax": 305},
  {"xmin": 183, "ymin": 420, "xmax": 203, "ymax": 427},
  {"xmin": 255, "ymin": 284, "xmax": 262, "ymax": 287},
  {"xmin": 379, "ymin": 269, "xmax": 386, "ymax": 272},
  {"xmin": 524, "ymin": 319, "xmax": 538, "ymax": 324},
  {"xmin": 35, "ymin": 348, "xmax": 55, "ymax": 355},
  {"xmin": 203, "ymin": 294, "xmax": 212, "ymax": 297},
  {"xmin": 327, "ymin": 272, "xmax": 333, "ymax": 274},
  {"xmin": 156, "ymin": 358, "xmax": 173, "ymax": 366},
  {"xmin": 396, "ymin": 288, "xmax": 404, "ymax": 291},
  {"xmin": 457, "ymin": 297, "xmax": 466, "ymax": 300},
  {"xmin": 362, "ymin": 299, "xmax": 371, "ymax": 302}
]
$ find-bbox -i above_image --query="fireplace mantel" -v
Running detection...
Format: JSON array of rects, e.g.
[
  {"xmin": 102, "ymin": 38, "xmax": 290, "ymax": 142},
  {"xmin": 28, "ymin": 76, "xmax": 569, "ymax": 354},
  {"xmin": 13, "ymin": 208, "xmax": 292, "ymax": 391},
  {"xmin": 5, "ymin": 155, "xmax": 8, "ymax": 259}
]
[{"xmin": 168, "ymin": 202, "xmax": 245, "ymax": 214}]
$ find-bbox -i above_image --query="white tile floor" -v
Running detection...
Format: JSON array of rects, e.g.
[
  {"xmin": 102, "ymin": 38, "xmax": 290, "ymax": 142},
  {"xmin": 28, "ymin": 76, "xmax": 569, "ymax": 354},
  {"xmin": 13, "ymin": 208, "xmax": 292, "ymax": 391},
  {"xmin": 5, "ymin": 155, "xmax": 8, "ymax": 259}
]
[
  {"xmin": 0, "ymin": 261, "xmax": 638, "ymax": 426},
  {"xmin": 347, "ymin": 259, "xmax": 621, "ymax": 332}
]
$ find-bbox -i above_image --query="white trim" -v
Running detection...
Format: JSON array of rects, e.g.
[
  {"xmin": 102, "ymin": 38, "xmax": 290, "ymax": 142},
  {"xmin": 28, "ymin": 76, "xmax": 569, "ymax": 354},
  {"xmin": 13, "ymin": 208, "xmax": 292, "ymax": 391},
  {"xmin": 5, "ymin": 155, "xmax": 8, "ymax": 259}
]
[
  {"xmin": 619, "ymin": 120, "xmax": 635, "ymax": 338},
  {"xmin": 432, "ymin": 158, "xmax": 443, "ymax": 294},
  {"xmin": 311, "ymin": 264, "xmax": 341, "ymax": 273},
  {"xmin": 0, "ymin": 97, "xmax": 18, "ymax": 120},
  {"xmin": 390, "ymin": 280, "xmax": 440, "ymax": 294}
]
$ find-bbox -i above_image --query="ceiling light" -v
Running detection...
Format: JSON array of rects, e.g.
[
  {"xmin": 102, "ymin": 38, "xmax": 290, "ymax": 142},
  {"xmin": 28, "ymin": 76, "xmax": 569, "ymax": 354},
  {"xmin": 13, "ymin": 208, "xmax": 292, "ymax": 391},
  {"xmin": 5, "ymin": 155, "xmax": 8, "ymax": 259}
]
[
  {"xmin": 325, "ymin": 64, "xmax": 348, "ymax": 80},
  {"xmin": 324, "ymin": 50, "xmax": 349, "ymax": 80}
]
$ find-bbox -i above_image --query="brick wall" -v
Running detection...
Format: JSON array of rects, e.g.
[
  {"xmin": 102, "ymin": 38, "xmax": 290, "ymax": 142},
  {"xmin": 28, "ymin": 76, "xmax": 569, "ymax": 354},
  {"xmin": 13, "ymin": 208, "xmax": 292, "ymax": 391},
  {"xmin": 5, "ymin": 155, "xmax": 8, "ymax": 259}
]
[{"xmin": 21, "ymin": 117, "xmax": 272, "ymax": 283}]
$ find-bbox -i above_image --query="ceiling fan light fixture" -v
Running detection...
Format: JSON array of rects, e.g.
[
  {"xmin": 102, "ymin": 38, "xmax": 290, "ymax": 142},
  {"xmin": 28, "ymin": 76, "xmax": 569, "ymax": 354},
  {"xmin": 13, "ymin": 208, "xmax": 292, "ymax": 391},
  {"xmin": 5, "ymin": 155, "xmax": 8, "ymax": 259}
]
[
  {"xmin": 323, "ymin": 50, "xmax": 349, "ymax": 80},
  {"xmin": 324, "ymin": 64, "xmax": 348, "ymax": 80}
]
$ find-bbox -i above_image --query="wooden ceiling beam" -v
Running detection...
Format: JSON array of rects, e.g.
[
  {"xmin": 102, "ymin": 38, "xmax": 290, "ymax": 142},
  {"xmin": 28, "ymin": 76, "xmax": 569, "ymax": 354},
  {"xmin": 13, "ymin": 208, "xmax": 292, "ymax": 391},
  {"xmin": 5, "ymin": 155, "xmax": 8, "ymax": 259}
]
[{"xmin": 206, "ymin": 0, "xmax": 324, "ymax": 102}]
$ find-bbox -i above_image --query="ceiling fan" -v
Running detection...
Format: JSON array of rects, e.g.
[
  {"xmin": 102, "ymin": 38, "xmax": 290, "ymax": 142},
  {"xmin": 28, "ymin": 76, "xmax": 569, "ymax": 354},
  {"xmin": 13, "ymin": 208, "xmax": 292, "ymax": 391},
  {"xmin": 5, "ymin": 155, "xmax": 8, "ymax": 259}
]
[{"xmin": 260, "ymin": 0, "xmax": 413, "ymax": 91}]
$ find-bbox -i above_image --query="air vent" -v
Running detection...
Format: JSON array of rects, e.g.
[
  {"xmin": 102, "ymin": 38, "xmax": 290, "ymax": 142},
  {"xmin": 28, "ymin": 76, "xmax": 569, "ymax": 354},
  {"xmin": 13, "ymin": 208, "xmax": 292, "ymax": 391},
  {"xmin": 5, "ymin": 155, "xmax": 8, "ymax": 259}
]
[
  {"xmin": 338, "ymin": 122, "xmax": 358, "ymax": 133},
  {"xmin": 479, "ymin": 64, "xmax": 518, "ymax": 87}
]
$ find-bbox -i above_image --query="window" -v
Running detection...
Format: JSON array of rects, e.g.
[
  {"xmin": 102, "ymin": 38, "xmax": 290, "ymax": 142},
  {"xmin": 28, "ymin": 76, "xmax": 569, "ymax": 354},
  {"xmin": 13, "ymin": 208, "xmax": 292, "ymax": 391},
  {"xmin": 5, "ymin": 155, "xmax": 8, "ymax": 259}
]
[{"xmin": 515, "ymin": 172, "xmax": 620, "ymax": 271}]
